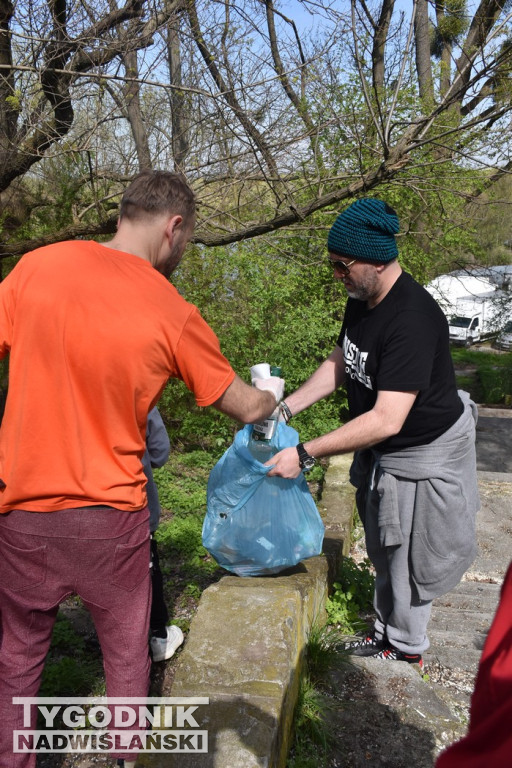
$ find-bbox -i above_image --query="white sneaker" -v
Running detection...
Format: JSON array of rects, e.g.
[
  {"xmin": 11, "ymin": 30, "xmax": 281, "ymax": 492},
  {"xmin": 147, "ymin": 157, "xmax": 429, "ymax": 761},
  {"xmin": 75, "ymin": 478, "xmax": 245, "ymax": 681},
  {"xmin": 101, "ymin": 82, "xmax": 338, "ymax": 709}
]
[{"xmin": 150, "ymin": 625, "xmax": 184, "ymax": 662}]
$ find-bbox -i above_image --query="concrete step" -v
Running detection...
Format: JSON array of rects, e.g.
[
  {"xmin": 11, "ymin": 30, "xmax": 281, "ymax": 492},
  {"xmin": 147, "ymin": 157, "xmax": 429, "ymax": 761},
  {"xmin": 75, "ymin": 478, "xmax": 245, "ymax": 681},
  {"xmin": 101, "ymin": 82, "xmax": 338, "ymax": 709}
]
[
  {"xmin": 323, "ymin": 656, "xmax": 469, "ymax": 768},
  {"xmin": 426, "ymin": 585, "xmax": 499, "ymax": 675},
  {"xmin": 437, "ymin": 579, "xmax": 502, "ymax": 602},
  {"xmin": 426, "ymin": 632, "xmax": 486, "ymax": 676},
  {"xmin": 428, "ymin": 623, "xmax": 488, "ymax": 650},
  {"xmin": 425, "ymin": 645, "xmax": 483, "ymax": 677},
  {"xmin": 432, "ymin": 594, "xmax": 498, "ymax": 620}
]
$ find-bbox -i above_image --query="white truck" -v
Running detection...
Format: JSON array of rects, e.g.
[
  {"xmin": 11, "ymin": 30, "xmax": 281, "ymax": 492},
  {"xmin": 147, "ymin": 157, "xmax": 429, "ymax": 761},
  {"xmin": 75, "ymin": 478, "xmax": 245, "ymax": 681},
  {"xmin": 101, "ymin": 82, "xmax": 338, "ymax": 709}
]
[
  {"xmin": 426, "ymin": 271, "xmax": 511, "ymax": 347},
  {"xmin": 448, "ymin": 294, "xmax": 502, "ymax": 347}
]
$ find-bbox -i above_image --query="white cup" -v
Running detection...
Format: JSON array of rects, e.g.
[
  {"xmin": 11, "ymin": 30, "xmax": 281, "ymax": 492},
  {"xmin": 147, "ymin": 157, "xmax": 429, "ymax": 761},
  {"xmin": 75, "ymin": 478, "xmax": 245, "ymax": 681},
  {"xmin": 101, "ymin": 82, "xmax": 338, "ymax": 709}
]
[{"xmin": 250, "ymin": 363, "xmax": 271, "ymax": 382}]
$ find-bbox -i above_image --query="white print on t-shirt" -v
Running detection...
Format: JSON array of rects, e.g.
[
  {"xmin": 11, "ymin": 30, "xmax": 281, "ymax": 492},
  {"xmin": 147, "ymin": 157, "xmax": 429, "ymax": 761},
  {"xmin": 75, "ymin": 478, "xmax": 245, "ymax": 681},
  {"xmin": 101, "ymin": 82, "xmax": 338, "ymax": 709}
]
[{"xmin": 343, "ymin": 334, "xmax": 373, "ymax": 390}]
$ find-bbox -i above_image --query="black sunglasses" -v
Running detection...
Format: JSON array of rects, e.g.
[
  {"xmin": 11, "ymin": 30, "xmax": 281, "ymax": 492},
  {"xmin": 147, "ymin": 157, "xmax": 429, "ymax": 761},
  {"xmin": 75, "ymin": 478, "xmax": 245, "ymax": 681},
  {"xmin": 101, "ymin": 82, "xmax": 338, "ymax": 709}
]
[{"xmin": 328, "ymin": 257, "xmax": 357, "ymax": 276}]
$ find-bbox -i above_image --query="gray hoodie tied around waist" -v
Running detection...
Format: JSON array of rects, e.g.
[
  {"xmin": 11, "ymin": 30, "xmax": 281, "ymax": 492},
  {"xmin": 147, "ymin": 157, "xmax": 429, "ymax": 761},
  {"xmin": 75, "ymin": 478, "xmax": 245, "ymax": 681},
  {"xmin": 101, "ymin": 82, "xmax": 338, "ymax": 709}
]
[{"xmin": 350, "ymin": 391, "xmax": 480, "ymax": 601}]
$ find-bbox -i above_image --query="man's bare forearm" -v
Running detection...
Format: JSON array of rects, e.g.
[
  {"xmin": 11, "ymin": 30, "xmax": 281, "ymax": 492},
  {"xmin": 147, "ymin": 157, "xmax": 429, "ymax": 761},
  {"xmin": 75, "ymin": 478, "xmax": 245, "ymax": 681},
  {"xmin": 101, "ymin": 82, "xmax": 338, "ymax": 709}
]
[
  {"xmin": 212, "ymin": 374, "xmax": 278, "ymax": 423},
  {"xmin": 284, "ymin": 346, "xmax": 345, "ymax": 417}
]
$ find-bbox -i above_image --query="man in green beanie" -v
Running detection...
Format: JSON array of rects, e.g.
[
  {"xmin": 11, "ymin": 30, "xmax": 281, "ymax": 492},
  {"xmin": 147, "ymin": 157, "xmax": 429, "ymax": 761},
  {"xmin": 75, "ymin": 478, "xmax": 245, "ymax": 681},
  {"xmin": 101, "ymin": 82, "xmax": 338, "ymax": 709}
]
[{"xmin": 269, "ymin": 197, "xmax": 479, "ymax": 668}]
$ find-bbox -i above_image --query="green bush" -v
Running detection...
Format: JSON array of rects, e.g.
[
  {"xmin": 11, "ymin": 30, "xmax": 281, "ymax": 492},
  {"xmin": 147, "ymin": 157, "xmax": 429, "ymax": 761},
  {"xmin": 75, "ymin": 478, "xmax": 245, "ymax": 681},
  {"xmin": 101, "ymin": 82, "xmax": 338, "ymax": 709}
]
[
  {"xmin": 325, "ymin": 557, "xmax": 375, "ymax": 633},
  {"xmin": 451, "ymin": 348, "xmax": 512, "ymax": 404},
  {"xmin": 478, "ymin": 361, "xmax": 512, "ymax": 403}
]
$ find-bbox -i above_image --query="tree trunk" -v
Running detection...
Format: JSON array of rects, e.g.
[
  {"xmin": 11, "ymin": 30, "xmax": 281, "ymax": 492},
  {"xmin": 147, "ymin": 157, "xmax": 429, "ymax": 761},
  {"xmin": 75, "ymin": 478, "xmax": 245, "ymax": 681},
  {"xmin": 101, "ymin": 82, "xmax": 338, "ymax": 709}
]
[
  {"xmin": 166, "ymin": 9, "xmax": 189, "ymax": 172},
  {"xmin": 414, "ymin": 0, "xmax": 434, "ymax": 106},
  {"xmin": 123, "ymin": 48, "xmax": 152, "ymax": 171}
]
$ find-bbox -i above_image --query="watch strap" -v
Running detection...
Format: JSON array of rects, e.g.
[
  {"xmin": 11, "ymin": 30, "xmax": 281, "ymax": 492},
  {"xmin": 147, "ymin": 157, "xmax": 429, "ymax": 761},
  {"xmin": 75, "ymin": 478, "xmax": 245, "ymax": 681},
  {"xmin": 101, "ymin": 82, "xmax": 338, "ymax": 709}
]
[{"xmin": 296, "ymin": 442, "xmax": 316, "ymax": 470}]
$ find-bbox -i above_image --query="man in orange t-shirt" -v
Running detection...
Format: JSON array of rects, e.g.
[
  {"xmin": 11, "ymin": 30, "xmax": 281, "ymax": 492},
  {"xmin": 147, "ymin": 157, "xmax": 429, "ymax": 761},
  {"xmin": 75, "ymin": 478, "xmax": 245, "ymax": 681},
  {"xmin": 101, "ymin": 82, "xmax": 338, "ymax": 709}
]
[{"xmin": 0, "ymin": 171, "xmax": 283, "ymax": 768}]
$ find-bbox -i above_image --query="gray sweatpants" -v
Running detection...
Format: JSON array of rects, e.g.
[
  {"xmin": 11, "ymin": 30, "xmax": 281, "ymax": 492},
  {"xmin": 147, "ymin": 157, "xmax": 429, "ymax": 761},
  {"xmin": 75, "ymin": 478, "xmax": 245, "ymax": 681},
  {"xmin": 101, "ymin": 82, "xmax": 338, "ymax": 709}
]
[{"xmin": 361, "ymin": 471, "xmax": 432, "ymax": 655}]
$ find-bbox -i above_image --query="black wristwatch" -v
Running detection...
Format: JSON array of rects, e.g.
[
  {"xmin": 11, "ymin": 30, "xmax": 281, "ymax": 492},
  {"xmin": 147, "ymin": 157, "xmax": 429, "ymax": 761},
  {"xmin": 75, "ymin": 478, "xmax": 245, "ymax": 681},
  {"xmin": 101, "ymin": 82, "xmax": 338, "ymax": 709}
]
[{"xmin": 296, "ymin": 442, "xmax": 316, "ymax": 472}]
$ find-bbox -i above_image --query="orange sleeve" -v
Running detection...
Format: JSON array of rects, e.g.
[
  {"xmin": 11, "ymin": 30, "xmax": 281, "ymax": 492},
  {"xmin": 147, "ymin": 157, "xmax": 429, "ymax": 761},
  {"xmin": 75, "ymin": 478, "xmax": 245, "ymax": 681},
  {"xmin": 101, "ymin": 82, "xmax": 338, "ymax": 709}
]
[
  {"xmin": 0, "ymin": 262, "xmax": 20, "ymax": 359},
  {"xmin": 174, "ymin": 307, "xmax": 236, "ymax": 406}
]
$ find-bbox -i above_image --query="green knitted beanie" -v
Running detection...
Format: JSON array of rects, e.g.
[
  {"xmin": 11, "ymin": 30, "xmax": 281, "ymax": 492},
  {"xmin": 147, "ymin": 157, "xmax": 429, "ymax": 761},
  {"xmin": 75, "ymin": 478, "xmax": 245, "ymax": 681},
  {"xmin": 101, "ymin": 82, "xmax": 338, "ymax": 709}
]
[{"xmin": 327, "ymin": 198, "xmax": 399, "ymax": 263}]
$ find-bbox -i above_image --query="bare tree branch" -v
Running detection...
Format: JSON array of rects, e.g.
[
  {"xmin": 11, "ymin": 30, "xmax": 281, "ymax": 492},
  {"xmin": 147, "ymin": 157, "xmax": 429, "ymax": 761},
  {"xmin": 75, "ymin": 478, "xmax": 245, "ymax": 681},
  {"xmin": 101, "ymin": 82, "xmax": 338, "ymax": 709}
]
[
  {"xmin": 264, "ymin": 0, "xmax": 324, "ymax": 173},
  {"xmin": 0, "ymin": 0, "xmax": 511, "ymax": 260}
]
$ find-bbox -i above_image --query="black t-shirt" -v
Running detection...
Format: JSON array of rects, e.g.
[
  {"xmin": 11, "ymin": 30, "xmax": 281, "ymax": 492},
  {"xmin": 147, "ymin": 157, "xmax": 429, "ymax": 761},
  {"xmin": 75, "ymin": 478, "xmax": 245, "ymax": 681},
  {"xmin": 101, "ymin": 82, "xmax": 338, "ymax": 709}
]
[{"xmin": 337, "ymin": 271, "xmax": 463, "ymax": 451}]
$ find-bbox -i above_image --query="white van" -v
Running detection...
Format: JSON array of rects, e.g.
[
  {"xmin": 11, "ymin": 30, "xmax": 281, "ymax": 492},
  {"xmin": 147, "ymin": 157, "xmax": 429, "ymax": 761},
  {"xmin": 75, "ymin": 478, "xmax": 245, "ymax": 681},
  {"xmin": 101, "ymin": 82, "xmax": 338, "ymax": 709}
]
[{"xmin": 494, "ymin": 321, "xmax": 512, "ymax": 351}]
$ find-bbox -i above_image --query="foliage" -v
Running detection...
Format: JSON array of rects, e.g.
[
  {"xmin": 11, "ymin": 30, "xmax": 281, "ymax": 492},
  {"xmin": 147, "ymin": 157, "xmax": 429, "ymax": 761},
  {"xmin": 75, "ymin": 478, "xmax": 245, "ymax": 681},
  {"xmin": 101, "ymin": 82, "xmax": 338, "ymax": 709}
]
[
  {"xmin": 287, "ymin": 677, "xmax": 332, "ymax": 768},
  {"xmin": 158, "ymin": 234, "xmax": 348, "ymax": 451},
  {"xmin": 153, "ymin": 458, "xmax": 218, "ymax": 579},
  {"xmin": 153, "ymin": 449, "xmax": 212, "ymax": 511},
  {"xmin": 287, "ymin": 624, "xmax": 347, "ymax": 768},
  {"xmin": 325, "ymin": 557, "xmax": 375, "ymax": 633},
  {"xmin": 431, "ymin": 0, "xmax": 469, "ymax": 54},
  {"xmin": 304, "ymin": 624, "xmax": 351, "ymax": 686},
  {"xmin": 153, "ymin": 464, "xmax": 208, "ymax": 515},
  {"xmin": 478, "ymin": 363, "xmax": 512, "ymax": 404},
  {"xmin": 289, "ymin": 561, "xmax": 376, "ymax": 766},
  {"xmin": 451, "ymin": 348, "xmax": 512, "ymax": 404},
  {"xmin": 155, "ymin": 514, "xmax": 218, "ymax": 577},
  {"xmin": 303, "ymin": 462, "xmax": 325, "ymax": 487},
  {"xmin": 40, "ymin": 612, "xmax": 103, "ymax": 697}
]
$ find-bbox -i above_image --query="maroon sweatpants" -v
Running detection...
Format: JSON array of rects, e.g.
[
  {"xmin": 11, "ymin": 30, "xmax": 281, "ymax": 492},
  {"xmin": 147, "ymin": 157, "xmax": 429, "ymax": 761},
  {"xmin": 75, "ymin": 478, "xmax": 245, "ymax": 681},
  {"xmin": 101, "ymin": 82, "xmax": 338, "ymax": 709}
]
[{"xmin": 0, "ymin": 506, "xmax": 151, "ymax": 768}]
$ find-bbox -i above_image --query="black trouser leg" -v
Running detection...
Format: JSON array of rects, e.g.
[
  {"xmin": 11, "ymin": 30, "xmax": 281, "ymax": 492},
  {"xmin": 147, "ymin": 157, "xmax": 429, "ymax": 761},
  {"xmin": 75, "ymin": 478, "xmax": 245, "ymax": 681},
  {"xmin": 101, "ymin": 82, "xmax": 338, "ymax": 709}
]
[{"xmin": 150, "ymin": 536, "xmax": 169, "ymax": 634}]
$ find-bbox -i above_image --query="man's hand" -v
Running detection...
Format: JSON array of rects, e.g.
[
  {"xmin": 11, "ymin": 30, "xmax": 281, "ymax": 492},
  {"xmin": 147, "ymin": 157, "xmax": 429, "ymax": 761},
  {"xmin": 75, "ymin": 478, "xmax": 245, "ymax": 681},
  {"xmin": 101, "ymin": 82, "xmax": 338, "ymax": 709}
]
[
  {"xmin": 265, "ymin": 447, "xmax": 301, "ymax": 478},
  {"xmin": 212, "ymin": 374, "xmax": 282, "ymax": 424},
  {"xmin": 253, "ymin": 376, "xmax": 285, "ymax": 404}
]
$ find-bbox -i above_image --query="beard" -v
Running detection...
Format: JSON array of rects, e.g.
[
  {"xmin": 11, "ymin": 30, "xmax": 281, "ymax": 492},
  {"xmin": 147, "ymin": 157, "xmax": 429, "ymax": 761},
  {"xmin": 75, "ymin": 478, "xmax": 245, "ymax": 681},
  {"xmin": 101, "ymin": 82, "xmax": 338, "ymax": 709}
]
[
  {"xmin": 158, "ymin": 241, "xmax": 185, "ymax": 279},
  {"xmin": 343, "ymin": 265, "xmax": 380, "ymax": 303}
]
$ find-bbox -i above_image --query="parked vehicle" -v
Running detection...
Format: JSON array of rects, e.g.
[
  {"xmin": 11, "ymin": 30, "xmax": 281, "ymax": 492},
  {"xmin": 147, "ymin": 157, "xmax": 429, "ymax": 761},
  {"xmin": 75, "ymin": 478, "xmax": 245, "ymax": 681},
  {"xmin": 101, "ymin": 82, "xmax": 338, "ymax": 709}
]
[
  {"xmin": 447, "ymin": 294, "xmax": 503, "ymax": 347},
  {"xmin": 426, "ymin": 270, "xmax": 512, "ymax": 348},
  {"xmin": 494, "ymin": 321, "xmax": 512, "ymax": 352},
  {"xmin": 425, "ymin": 273, "xmax": 496, "ymax": 316}
]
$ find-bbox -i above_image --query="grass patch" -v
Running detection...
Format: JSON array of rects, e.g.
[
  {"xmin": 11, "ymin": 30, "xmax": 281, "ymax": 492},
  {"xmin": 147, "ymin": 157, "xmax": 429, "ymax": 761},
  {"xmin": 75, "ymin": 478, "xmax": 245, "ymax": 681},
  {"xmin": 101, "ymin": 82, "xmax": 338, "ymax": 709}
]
[
  {"xmin": 287, "ymin": 624, "xmax": 349, "ymax": 768},
  {"xmin": 153, "ymin": 448, "xmax": 223, "ymax": 632},
  {"xmin": 40, "ymin": 612, "xmax": 104, "ymax": 698},
  {"xmin": 153, "ymin": 449, "xmax": 213, "ymax": 514},
  {"xmin": 287, "ymin": 678, "xmax": 332, "ymax": 768},
  {"xmin": 451, "ymin": 347, "xmax": 512, "ymax": 404}
]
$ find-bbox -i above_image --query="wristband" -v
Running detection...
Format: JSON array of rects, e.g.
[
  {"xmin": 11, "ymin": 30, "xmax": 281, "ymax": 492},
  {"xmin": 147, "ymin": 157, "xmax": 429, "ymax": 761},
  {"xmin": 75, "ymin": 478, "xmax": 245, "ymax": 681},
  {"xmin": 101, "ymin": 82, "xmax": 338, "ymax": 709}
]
[{"xmin": 280, "ymin": 400, "xmax": 292, "ymax": 423}]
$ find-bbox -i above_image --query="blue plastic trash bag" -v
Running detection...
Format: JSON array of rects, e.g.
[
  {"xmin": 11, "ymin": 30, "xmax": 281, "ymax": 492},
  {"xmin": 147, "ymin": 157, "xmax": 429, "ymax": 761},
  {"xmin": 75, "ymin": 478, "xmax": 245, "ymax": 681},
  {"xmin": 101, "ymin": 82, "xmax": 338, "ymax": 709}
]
[{"xmin": 202, "ymin": 423, "xmax": 324, "ymax": 576}]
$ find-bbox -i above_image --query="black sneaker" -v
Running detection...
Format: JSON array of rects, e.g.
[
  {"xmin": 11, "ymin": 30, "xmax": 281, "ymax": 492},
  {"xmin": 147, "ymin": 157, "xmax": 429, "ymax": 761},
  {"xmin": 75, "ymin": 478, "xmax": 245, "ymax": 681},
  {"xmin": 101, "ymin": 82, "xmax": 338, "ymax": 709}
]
[
  {"xmin": 345, "ymin": 630, "xmax": 387, "ymax": 657},
  {"xmin": 372, "ymin": 644, "xmax": 423, "ymax": 669}
]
